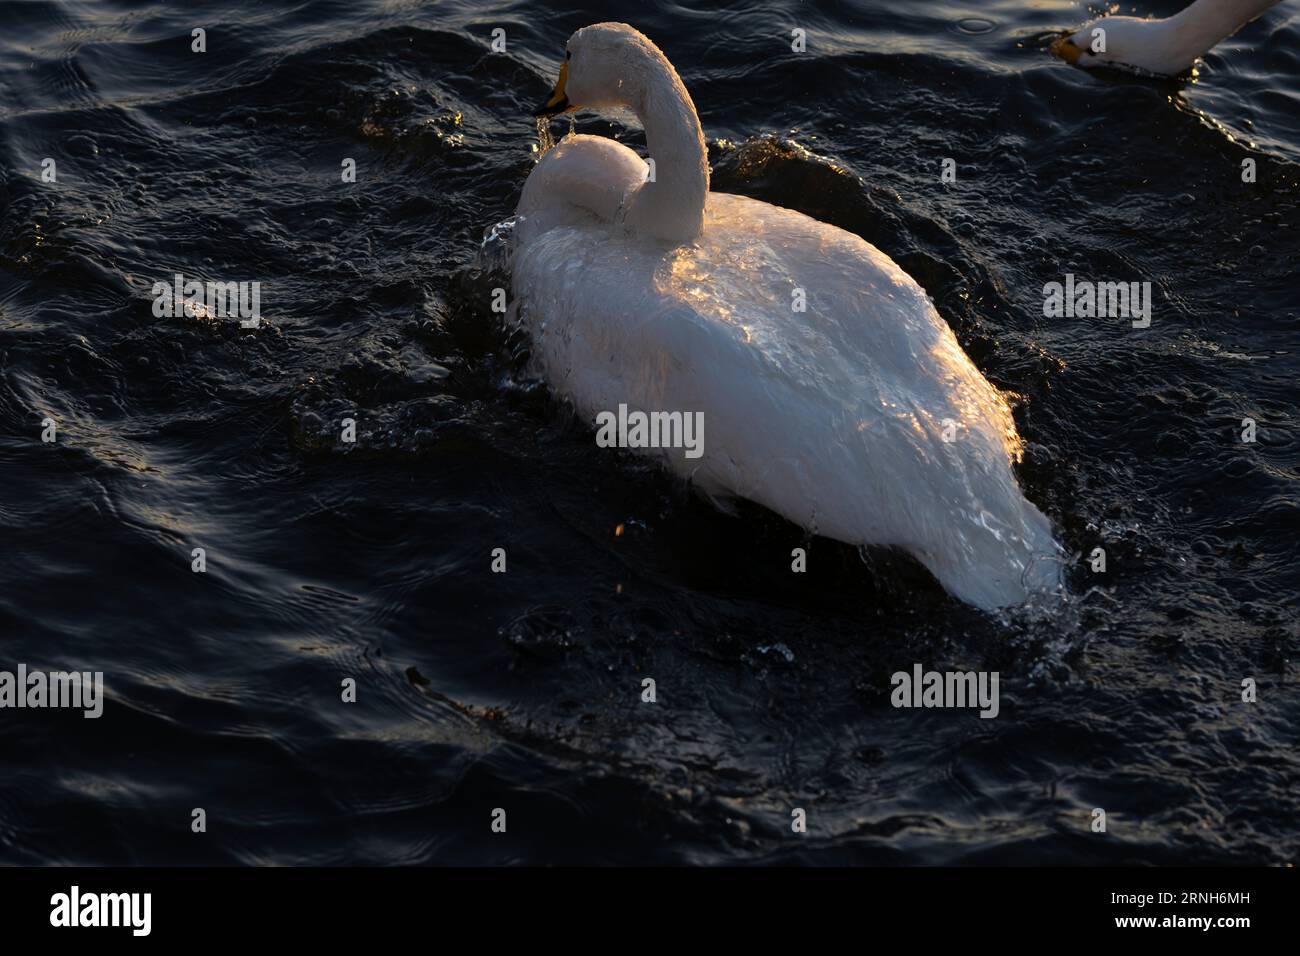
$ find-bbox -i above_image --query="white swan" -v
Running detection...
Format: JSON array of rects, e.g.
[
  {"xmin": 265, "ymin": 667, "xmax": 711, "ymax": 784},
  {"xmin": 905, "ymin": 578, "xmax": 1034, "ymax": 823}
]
[
  {"xmin": 1052, "ymin": 0, "xmax": 1284, "ymax": 75},
  {"xmin": 508, "ymin": 23, "xmax": 1063, "ymax": 611}
]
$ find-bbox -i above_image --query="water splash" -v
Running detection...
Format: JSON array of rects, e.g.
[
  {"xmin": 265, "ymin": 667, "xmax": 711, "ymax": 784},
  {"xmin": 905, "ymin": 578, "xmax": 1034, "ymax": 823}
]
[
  {"xmin": 535, "ymin": 116, "xmax": 556, "ymax": 155},
  {"xmin": 477, "ymin": 215, "xmax": 520, "ymax": 275}
]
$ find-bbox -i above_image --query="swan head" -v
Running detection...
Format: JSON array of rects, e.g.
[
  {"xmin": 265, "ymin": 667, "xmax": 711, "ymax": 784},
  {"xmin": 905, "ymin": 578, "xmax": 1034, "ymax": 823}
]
[
  {"xmin": 530, "ymin": 22, "xmax": 709, "ymax": 243},
  {"xmin": 1050, "ymin": 17, "xmax": 1187, "ymax": 75},
  {"xmin": 535, "ymin": 22, "xmax": 653, "ymax": 117}
]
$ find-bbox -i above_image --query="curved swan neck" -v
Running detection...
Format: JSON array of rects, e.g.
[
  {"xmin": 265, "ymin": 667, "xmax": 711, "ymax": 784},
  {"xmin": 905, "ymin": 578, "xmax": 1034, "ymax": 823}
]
[
  {"xmin": 1163, "ymin": 0, "xmax": 1282, "ymax": 64},
  {"xmin": 618, "ymin": 37, "xmax": 709, "ymax": 242}
]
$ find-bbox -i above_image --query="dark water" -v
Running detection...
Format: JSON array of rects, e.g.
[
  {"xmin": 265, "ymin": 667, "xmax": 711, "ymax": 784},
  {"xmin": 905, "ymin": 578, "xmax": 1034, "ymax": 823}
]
[{"xmin": 1, "ymin": 0, "xmax": 1296, "ymax": 865}]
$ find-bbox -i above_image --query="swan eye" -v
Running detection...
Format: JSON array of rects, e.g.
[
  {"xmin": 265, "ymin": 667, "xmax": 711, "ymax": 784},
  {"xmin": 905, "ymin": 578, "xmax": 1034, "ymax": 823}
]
[{"xmin": 566, "ymin": 50, "xmax": 571, "ymax": 61}]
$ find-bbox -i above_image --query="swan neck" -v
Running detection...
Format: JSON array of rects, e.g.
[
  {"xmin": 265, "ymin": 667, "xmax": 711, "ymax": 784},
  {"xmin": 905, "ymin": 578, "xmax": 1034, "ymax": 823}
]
[
  {"xmin": 1165, "ymin": 0, "xmax": 1280, "ymax": 60},
  {"xmin": 625, "ymin": 54, "xmax": 708, "ymax": 241}
]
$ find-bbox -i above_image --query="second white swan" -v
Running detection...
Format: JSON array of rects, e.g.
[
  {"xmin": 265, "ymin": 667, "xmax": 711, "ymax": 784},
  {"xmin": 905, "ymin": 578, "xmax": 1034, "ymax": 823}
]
[
  {"xmin": 1052, "ymin": 0, "xmax": 1284, "ymax": 75},
  {"xmin": 508, "ymin": 23, "xmax": 1064, "ymax": 611}
]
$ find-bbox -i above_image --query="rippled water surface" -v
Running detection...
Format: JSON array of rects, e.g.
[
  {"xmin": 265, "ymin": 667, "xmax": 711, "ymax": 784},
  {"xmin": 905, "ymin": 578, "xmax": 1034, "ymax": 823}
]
[{"xmin": 1, "ymin": 0, "xmax": 1297, "ymax": 864}]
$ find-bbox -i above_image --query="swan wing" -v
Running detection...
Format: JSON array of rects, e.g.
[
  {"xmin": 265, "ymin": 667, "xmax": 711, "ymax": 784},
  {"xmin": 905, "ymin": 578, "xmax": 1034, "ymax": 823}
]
[
  {"xmin": 516, "ymin": 134, "xmax": 647, "ymax": 243},
  {"xmin": 511, "ymin": 191, "xmax": 1061, "ymax": 607}
]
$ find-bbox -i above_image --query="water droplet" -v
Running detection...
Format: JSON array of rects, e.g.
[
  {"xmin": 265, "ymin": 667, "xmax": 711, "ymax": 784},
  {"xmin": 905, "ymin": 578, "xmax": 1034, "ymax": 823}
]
[
  {"xmin": 535, "ymin": 116, "xmax": 556, "ymax": 155},
  {"xmin": 956, "ymin": 18, "xmax": 995, "ymax": 35}
]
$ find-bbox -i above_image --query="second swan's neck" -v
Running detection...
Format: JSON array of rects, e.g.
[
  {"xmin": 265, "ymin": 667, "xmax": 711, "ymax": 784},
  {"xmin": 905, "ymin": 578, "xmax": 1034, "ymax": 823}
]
[
  {"xmin": 621, "ymin": 43, "xmax": 709, "ymax": 243},
  {"xmin": 1164, "ymin": 0, "xmax": 1282, "ymax": 66}
]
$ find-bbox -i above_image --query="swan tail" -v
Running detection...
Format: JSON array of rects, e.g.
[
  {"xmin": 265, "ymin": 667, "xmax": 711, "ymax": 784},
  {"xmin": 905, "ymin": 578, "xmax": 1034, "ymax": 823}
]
[{"xmin": 917, "ymin": 498, "xmax": 1065, "ymax": 612}]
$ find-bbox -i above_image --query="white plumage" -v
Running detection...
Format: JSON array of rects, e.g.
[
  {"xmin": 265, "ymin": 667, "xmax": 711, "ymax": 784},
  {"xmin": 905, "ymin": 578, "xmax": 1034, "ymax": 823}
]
[
  {"xmin": 508, "ymin": 23, "xmax": 1064, "ymax": 610},
  {"xmin": 1053, "ymin": 0, "xmax": 1283, "ymax": 75}
]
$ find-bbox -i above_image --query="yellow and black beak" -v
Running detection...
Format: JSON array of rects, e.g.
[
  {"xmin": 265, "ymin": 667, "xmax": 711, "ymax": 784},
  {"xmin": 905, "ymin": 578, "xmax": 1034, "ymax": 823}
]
[
  {"xmin": 535, "ymin": 61, "xmax": 571, "ymax": 117},
  {"xmin": 1050, "ymin": 35, "xmax": 1083, "ymax": 65}
]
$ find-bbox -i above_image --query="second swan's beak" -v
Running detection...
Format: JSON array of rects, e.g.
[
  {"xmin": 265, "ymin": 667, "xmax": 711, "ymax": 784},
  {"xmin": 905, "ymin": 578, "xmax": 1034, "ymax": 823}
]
[
  {"xmin": 1051, "ymin": 35, "xmax": 1083, "ymax": 65},
  {"xmin": 535, "ymin": 62, "xmax": 571, "ymax": 117}
]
